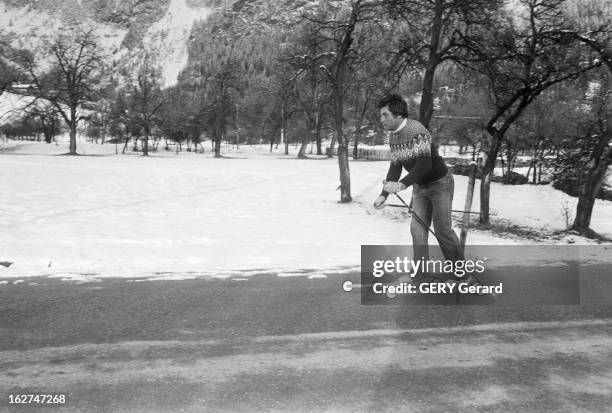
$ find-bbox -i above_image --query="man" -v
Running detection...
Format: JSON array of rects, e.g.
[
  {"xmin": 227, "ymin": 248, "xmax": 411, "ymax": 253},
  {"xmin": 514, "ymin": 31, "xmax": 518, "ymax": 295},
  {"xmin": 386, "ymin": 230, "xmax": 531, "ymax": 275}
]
[{"xmin": 374, "ymin": 94, "xmax": 464, "ymax": 275}]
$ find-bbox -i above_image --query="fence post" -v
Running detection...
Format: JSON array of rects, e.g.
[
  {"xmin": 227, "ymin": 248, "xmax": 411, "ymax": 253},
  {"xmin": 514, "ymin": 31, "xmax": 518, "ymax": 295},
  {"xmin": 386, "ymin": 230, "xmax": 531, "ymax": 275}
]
[{"xmin": 460, "ymin": 160, "xmax": 478, "ymax": 253}]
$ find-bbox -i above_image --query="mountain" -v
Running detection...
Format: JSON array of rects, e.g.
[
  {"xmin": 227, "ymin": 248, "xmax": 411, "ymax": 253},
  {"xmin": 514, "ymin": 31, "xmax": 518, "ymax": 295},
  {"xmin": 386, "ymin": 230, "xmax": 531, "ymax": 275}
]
[{"xmin": 0, "ymin": 0, "xmax": 215, "ymax": 87}]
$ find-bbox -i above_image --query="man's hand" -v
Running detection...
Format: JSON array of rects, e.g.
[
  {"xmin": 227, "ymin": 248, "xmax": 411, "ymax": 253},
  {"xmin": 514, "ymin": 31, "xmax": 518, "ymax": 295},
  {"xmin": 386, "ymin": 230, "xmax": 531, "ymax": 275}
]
[
  {"xmin": 373, "ymin": 195, "xmax": 386, "ymax": 209},
  {"xmin": 382, "ymin": 180, "xmax": 406, "ymax": 194}
]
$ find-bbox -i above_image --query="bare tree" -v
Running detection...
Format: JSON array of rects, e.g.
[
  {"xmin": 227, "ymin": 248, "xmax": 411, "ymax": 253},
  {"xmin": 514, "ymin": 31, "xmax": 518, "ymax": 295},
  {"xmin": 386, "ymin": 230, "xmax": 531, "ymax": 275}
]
[
  {"xmin": 203, "ymin": 60, "xmax": 241, "ymax": 158},
  {"xmin": 346, "ymin": 26, "xmax": 391, "ymax": 160},
  {"xmin": 286, "ymin": 22, "xmax": 331, "ymax": 159},
  {"xmin": 28, "ymin": 104, "xmax": 62, "ymax": 144},
  {"xmin": 570, "ymin": 83, "xmax": 611, "ymax": 234},
  {"xmin": 305, "ymin": 0, "xmax": 380, "ymax": 202},
  {"xmin": 551, "ymin": 74, "xmax": 612, "ymax": 235},
  {"xmin": 125, "ymin": 58, "xmax": 165, "ymax": 156},
  {"xmin": 386, "ymin": 0, "xmax": 502, "ymax": 128},
  {"xmin": 461, "ymin": 0, "xmax": 600, "ymax": 224},
  {"xmin": 11, "ymin": 28, "xmax": 108, "ymax": 154},
  {"xmin": 557, "ymin": 14, "xmax": 612, "ymax": 234}
]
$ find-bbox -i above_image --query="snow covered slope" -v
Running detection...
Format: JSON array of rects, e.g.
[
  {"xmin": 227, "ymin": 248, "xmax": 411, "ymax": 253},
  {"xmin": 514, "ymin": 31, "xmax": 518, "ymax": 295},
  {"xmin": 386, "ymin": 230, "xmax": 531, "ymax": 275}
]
[
  {"xmin": 140, "ymin": 0, "xmax": 211, "ymax": 87},
  {"xmin": 0, "ymin": 0, "xmax": 212, "ymax": 87}
]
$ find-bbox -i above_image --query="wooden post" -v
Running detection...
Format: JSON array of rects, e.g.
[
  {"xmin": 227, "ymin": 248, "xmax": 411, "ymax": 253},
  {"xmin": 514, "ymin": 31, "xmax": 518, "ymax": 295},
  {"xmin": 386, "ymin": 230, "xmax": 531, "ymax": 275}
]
[{"xmin": 460, "ymin": 160, "xmax": 478, "ymax": 253}]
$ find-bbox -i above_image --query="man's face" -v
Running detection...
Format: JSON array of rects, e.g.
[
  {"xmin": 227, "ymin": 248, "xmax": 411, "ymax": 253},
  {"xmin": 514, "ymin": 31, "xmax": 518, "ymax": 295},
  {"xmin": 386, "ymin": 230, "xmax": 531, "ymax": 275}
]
[{"xmin": 380, "ymin": 106, "xmax": 403, "ymax": 132}]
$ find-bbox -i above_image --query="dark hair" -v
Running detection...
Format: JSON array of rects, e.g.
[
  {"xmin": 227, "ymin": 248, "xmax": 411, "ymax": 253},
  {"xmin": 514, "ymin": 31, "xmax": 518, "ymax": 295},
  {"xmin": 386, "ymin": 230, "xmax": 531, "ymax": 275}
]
[{"xmin": 378, "ymin": 94, "xmax": 409, "ymax": 118}]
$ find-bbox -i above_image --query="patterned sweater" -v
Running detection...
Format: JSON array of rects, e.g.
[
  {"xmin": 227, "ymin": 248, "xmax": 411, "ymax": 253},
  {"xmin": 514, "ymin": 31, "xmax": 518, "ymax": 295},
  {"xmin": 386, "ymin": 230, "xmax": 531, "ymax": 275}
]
[{"xmin": 380, "ymin": 119, "xmax": 448, "ymax": 198}]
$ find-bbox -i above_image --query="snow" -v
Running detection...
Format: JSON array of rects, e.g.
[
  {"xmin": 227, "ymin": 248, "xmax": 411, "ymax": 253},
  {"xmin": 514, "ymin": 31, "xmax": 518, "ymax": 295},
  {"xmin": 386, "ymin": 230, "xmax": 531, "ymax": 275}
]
[
  {"xmin": 0, "ymin": 0, "xmax": 206, "ymax": 91},
  {"xmin": 141, "ymin": 0, "xmax": 212, "ymax": 87},
  {"xmin": 0, "ymin": 3, "xmax": 127, "ymax": 72},
  {"xmin": 0, "ymin": 6, "xmax": 61, "ymax": 50},
  {"xmin": 0, "ymin": 139, "xmax": 611, "ymax": 281}
]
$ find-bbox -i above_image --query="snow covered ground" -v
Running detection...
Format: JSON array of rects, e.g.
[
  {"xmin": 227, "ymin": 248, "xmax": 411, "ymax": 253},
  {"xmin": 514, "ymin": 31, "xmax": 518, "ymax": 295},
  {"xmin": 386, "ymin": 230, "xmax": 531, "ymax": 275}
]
[{"xmin": 1, "ymin": 139, "xmax": 610, "ymax": 281}]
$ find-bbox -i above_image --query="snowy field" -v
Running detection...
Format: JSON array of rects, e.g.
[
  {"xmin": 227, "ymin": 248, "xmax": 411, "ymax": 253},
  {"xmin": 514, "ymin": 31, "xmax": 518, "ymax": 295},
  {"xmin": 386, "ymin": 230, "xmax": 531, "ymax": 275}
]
[{"xmin": 1, "ymin": 139, "xmax": 611, "ymax": 281}]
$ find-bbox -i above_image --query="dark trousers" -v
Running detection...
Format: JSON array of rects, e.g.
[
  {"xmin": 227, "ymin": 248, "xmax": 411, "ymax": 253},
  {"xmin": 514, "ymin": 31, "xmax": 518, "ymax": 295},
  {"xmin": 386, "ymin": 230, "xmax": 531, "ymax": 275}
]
[{"xmin": 410, "ymin": 173, "xmax": 464, "ymax": 264}]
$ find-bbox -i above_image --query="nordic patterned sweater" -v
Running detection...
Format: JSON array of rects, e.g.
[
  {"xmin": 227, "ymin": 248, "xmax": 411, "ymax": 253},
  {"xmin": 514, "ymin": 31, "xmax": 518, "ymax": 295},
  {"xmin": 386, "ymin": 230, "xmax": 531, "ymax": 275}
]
[{"xmin": 380, "ymin": 119, "xmax": 448, "ymax": 198}]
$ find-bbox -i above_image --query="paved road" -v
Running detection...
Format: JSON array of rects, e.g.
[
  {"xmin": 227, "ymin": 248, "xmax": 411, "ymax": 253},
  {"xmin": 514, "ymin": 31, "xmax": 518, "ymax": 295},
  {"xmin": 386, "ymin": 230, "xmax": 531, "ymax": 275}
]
[{"xmin": 1, "ymin": 273, "xmax": 612, "ymax": 412}]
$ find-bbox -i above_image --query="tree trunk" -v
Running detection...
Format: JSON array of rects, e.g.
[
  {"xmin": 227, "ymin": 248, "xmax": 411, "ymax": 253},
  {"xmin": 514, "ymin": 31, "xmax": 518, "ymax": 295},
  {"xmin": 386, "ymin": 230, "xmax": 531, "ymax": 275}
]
[
  {"xmin": 526, "ymin": 156, "xmax": 534, "ymax": 184},
  {"xmin": 573, "ymin": 194, "xmax": 596, "ymax": 232},
  {"xmin": 280, "ymin": 102, "xmax": 286, "ymax": 149},
  {"xmin": 315, "ymin": 101, "xmax": 324, "ymax": 155},
  {"xmin": 506, "ymin": 149, "xmax": 515, "ymax": 182},
  {"xmin": 353, "ymin": 119, "xmax": 362, "ymax": 160},
  {"xmin": 122, "ymin": 137, "xmax": 129, "ymax": 154},
  {"xmin": 68, "ymin": 126, "xmax": 77, "ymax": 154},
  {"xmin": 572, "ymin": 143, "xmax": 612, "ymax": 233},
  {"xmin": 69, "ymin": 125, "xmax": 77, "ymax": 155},
  {"xmin": 335, "ymin": 86, "xmax": 351, "ymax": 202},
  {"xmin": 327, "ymin": 137, "xmax": 336, "ymax": 158},
  {"xmin": 214, "ymin": 135, "xmax": 221, "ymax": 158},
  {"xmin": 418, "ymin": 0, "xmax": 444, "ymax": 129},
  {"xmin": 297, "ymin": 138, "xmax": 309, "ymax": 158},
  {"xmin": 480, "ymin": 116, "xmax": 513, "ymax": 223},
  {"xmin": 297, "ymin": 108, "xmax": 313, "ymax": 159},
  {"xmin": 479, "ymin": 171, "xmax": 492, "ymax": 225},
  {"xmin": 67, "ymin": 105, "xmax": 78, "ymax": 154},
  {"xmin": 338, "ymin": 142, "xmax": 351, "ymax": 202},
  {"xmin": 479, "ymin": 137, "xmax": 502, "ymax": 224},
  {"xmin": 420, "ymin": 65, "xmax": 436, "ymax": 129},
  {"xmin": 142, "ymin": 133, "xmax": 149, "ymax": 156},
  {"xmin": 537, "ymin": 162, "xmax": 542, "ymax": 183}
]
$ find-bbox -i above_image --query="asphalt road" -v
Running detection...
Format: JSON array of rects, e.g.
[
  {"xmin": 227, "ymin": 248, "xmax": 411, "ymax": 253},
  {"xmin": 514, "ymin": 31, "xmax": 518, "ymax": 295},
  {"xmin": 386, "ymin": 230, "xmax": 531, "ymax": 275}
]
[{"xmin": 2, "ymin": 271, "xmax": 612, "ymax": 412}]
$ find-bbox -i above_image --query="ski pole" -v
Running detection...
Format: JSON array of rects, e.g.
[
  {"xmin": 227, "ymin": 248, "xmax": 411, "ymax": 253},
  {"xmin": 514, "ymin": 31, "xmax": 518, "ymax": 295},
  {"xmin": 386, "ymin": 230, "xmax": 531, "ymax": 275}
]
[
  {"xmin": 394, "ymin": 193, "xmax": 487, "ymax": 291},
  {"xmin": 394, "ymin": 193, "xmax": 439, "ymax": 242},
  {"xmin": 386, "ymin": 204, "xmax": 497, "ymax": 216}
]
